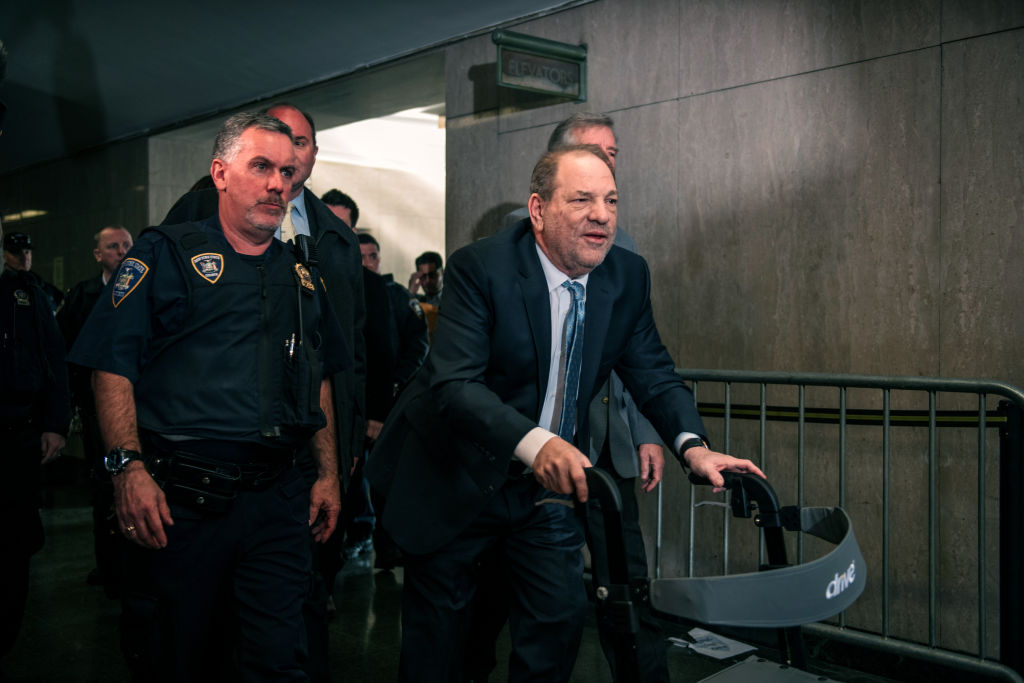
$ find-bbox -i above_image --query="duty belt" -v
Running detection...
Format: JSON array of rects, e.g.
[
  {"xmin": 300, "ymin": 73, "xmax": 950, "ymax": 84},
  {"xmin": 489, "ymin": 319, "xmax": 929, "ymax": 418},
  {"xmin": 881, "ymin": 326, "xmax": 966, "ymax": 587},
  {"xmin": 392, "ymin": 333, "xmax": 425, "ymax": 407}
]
[{"xmin": 143, "ymin": 438, "xmax": 295, "ymax": 514}]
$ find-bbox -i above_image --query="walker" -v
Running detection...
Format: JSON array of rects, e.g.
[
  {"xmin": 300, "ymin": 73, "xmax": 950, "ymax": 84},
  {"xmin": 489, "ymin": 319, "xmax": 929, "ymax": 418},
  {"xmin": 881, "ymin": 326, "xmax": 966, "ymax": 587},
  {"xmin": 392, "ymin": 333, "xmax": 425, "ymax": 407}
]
[{"xmin": 583, "ymin": 467, "xmax": 866, "ymax": 682}]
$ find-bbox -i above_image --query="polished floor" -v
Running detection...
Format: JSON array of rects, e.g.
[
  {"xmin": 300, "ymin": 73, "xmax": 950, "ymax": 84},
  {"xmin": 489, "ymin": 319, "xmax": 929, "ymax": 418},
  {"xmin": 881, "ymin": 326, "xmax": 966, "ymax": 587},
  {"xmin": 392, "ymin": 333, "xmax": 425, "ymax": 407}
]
[{"xmin": 1, "ymin": 463, "xmax": 934, "ymax": 682}]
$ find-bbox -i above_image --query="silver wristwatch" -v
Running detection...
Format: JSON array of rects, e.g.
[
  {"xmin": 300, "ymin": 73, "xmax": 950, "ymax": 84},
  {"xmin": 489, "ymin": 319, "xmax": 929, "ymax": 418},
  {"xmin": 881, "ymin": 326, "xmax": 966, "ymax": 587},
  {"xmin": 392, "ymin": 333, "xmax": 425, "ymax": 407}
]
[{"xmin": 104, "ymin": 447, "xmax": 144, "ymax": 476}]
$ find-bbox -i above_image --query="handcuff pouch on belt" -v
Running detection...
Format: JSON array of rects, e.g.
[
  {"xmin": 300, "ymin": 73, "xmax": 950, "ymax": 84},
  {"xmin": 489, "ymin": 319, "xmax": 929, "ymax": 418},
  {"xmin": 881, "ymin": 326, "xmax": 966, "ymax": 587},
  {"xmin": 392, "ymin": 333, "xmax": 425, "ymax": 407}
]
[{"xmin": 147, "ymin": 451, "xmax": 289, "ymax": 515}]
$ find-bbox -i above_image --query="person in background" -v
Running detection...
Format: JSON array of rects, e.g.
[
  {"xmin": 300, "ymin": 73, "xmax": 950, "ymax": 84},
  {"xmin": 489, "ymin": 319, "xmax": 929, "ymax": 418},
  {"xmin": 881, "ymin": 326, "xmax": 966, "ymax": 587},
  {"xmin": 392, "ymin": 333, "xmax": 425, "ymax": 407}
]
[
  {"xmin": 0, "ymin": 220, "xmax": 70, "ymax": 664},
  {"xmin": 58, "ymin": 225, "xmax": 134, "ymax": 598},
  {"xmin": 407, "ymin": 250, "xmax": 443, "ymax": 306},
  {"xmin": 2, "ymin": 231, "xmax": 64, "ymax": 314},
  {"xmin": 356, "ymin": 231, "xmax": 428, "ymax": 571},
  {"xmin": 321, "ymin": 188, "xmax": 358, "ymax": 230},
  {"xmin": 319, "ymin": 188, "xmax": 394, "ymax": 572},
  {"xmin": 356, "ymin": 233, "xmax": 429, "ymax": 397},
  {"xmin": 408, "ymin": 250, "xmax": 443, "ymax": 339}
]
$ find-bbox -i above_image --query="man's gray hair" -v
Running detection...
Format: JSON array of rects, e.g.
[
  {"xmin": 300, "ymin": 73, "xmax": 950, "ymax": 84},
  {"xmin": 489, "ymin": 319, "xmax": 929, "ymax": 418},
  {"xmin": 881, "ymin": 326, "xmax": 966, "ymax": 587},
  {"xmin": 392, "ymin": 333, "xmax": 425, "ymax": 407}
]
[
  {"xmin": 546, "ymin": 112, "xmax": 615, "ymax": 151},
  {"xmin": 211, "ymin": 112, "xmax": 293, "ymax": 163},
  {"xmin": 530, "ymin": 144, "xmax": 613, "ymax": 201}
]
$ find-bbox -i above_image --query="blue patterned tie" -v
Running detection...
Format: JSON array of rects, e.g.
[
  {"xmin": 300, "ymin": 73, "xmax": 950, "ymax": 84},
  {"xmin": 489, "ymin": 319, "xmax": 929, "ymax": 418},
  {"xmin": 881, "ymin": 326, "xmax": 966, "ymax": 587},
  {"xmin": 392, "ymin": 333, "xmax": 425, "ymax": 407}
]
[{"xmin": 557, "ymin": 280, "xmax": 586, "ymax": 442}]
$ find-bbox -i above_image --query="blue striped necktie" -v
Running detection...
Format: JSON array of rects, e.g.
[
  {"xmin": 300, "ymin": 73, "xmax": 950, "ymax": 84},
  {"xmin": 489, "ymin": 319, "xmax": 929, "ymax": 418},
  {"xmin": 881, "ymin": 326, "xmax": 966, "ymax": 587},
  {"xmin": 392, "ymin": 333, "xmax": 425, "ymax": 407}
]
[{"xmin": 556, "ymin": 280, "xmax": 586, "ymax": 442}]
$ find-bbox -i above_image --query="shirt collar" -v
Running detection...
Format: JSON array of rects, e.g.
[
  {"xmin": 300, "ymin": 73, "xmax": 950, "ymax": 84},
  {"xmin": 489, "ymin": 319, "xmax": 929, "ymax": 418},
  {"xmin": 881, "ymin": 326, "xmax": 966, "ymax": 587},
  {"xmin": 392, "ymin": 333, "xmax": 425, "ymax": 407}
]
[
  {"xmin": 535, "ymin": 243, "xmax": 589, "ymax": 293},
  {"xmin": 289, "ymin": 189, "xmax": 307, "ymax": 221}
]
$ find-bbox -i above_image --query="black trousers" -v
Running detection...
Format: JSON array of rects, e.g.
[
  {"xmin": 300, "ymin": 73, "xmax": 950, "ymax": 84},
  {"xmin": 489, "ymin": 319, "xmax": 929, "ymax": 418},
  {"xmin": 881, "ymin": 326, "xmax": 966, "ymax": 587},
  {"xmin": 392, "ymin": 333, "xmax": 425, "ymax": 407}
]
[
  {"xmin": 120, "ymin": 466, "xmax": 312, "ymax": 682},
  {"xmin": 0, "ymin": 427, "xmax": 45, "ymax": 659},
  {"xmin": 401, "ymin": 477, "xmax": 587, "ymax": 683},
  {"xmin": 585, "ymin": 471, "xmax": 669, "ymax": 683},
  {"xmin": 82, "ymin": 409, "xmax": 124, "ymax": 596}
]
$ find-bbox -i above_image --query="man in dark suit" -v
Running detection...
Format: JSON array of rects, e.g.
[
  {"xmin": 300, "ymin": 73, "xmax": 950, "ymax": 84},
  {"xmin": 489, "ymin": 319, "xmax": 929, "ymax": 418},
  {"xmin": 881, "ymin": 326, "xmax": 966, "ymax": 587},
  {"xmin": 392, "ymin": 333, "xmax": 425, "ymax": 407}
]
[
  {"xmin": 58, "ymin": 225, "xmax": 134, "ymax": 597},
  {"xmin": 477, "ymin": 112, "xmax": 670, "ymax": 682},
  {"xmin": 366, "ymin": 144, "xmax": 763, "ymax": 682}
]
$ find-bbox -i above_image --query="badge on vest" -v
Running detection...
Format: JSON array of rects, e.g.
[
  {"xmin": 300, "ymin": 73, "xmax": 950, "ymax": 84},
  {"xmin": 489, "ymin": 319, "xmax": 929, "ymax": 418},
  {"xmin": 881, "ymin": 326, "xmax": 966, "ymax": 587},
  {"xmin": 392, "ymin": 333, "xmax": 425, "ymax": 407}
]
[
  {"xmin": 191, "ymin": 253, "xmax": 224, "ymax": 284},
  {"xmin": 14, "ymin": 289, "xmax": 31, "ymax": 307},
  {"xmin": 294, "ymin": 264, "xmax": 315, "ymax": 294},
  {"xmin": 112, "ymin": 258, "xmax": 149, "ymax": 308}
]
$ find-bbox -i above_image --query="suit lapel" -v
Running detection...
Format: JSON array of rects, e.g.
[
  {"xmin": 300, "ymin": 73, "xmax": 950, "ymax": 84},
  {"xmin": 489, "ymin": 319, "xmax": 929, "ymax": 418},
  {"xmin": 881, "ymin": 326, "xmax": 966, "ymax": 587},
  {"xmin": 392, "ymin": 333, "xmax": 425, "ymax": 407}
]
[
  {"xmin": 513, "ymin": 223, "xmax": 552, "ymax": 404},
  {"xmin": 578, "ymin": 261, "xmax": 613, "ymax": 434},
  {"xmin": 303, "ymin": 188, "xmax": 321, "ymax": 238}
]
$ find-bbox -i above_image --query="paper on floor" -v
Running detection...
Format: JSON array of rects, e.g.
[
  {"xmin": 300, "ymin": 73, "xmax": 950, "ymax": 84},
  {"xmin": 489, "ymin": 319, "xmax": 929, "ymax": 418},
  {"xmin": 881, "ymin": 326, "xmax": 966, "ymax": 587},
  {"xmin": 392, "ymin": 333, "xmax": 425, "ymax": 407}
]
[{"xmin": 668, "ymin": 627, "xmax": 756, "ymax": 660}]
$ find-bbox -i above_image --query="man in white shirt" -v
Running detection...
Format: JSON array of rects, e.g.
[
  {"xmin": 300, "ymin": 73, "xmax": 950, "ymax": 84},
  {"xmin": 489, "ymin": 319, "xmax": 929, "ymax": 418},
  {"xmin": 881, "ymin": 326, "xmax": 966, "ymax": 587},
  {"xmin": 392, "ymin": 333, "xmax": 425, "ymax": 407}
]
[{"xmin": 367, "ymin": 144, "xmax": 762, "ymax": 682}]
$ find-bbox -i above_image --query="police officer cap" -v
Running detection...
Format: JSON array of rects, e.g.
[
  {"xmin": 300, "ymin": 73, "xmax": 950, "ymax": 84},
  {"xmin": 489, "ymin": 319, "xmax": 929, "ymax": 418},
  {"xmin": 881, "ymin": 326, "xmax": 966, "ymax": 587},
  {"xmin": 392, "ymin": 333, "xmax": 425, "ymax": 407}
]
[{"xmin": 3, "ymin": 232, "xmax": 32, "ymax": 252}]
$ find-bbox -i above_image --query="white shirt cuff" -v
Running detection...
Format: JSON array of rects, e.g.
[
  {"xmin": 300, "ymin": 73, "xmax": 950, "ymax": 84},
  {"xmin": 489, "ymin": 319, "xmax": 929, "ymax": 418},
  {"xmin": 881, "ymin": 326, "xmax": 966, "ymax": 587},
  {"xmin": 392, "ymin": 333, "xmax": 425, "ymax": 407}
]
[
  {"xmin": 673, "ymin": 431, "xmax": 703, "ymax": 455},
  {"xmin": 514, "ymin": 427, "xmax": 557, "ymax": 467}
]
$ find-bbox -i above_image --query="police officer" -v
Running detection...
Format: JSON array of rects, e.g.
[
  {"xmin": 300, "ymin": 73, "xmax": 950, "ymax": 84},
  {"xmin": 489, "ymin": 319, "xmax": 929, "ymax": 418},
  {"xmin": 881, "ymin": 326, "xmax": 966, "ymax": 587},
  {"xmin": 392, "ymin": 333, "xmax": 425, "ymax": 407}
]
[
  {"xmin": 68, "ymin": 112, "xmax": 347, "ymax": 682},
  {"xmin": 0, "ymin": 221, "xmax": 70, "ymax": 660},
  {"xmin": 2, "ymin": 231, "xmax": 64, "ymax": 314}
]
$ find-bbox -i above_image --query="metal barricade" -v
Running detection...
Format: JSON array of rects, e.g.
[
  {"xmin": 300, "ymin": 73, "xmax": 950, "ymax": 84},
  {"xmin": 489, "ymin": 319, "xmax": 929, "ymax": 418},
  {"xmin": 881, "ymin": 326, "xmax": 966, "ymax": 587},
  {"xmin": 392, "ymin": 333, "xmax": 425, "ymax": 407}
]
[{"xmin": 654, "ymin": 370, "xmax": 1024, "ymax": 682}]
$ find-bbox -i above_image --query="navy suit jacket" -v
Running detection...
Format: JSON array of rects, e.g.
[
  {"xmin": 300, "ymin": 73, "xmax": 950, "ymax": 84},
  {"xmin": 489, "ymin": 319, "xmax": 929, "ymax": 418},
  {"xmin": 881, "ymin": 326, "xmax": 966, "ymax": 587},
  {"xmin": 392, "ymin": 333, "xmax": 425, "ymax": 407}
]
[
  {"xmin": 163, "ymin": 186, "xmax": 367, "ymax": 480},
  {"xmin": 366, "ymin": 219, "xmax": 704, "ymax": 555}
]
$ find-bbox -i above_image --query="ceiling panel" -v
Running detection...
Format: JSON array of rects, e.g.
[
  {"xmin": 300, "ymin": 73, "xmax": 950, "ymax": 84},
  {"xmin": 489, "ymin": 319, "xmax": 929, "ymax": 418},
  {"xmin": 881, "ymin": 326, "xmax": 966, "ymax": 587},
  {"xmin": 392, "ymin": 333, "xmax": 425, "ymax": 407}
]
[{"xmin": 0, "ymin": 0, "xmax": 583, "ymax": 173}]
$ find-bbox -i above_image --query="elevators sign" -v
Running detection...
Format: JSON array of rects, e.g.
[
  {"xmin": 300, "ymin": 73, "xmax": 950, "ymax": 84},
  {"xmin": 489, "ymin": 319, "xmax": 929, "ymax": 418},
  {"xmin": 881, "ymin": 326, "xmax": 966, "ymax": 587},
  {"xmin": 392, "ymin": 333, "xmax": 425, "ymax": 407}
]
[{"xmin": 492, "ymin": 29, "xmax": 587, "ymax": 101}]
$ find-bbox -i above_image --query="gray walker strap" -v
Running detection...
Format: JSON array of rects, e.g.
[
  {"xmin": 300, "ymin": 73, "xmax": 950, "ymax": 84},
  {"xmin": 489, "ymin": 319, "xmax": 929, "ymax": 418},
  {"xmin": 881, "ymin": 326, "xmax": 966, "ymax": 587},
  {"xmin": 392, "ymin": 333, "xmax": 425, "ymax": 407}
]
[{"xmin": 650, "ymin": 507, "xmax": 865, "ymax": 628}]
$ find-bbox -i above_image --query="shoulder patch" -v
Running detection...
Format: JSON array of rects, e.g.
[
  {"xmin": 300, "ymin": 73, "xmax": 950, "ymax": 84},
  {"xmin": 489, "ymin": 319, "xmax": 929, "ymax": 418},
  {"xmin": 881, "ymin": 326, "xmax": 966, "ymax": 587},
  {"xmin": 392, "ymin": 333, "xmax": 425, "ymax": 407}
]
[
  {"xmin": 191, "ymin": 253, "xmax": 225, "ymax": 284},
  {"xmin": 112, "ymin": 258, "xmax": 149, "ymax": 308}
]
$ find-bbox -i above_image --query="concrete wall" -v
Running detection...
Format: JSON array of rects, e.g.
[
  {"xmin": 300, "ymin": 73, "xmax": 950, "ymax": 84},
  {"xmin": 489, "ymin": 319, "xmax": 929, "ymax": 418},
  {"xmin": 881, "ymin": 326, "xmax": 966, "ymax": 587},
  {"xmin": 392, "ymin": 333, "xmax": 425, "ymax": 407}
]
[
  {"xmin": 147, "ymin": 136, "xmax": 212, "ymax": 225},
  {"xmin": 0, "ymin": 138, "xmax": 149, "ymax": 291},
  {"xmin": 445, "ymin": 0, "xmax": 1024, "ymax": 384},
  {"xmin": 443, "ymin": 0, "xmax": 1023, "ymax": 658}
]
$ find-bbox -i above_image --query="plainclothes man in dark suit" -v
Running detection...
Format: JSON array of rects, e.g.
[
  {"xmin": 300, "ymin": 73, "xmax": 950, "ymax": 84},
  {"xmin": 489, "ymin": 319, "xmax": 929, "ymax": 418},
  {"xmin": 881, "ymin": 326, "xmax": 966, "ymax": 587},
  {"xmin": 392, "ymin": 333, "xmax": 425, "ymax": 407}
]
[
  {"xmin": 58, "ymin": 225, "xmax": 134, "ymax": 596},
  {"xmin": 366, "ymin": 144, "xmax": 763, "ymax": 682}
]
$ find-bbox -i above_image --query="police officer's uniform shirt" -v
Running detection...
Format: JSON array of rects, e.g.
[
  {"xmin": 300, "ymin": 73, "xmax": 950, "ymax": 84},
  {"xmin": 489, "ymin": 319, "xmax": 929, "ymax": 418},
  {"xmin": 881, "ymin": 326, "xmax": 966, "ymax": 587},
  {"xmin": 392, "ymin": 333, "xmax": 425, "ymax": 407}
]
[
  {"xmin": 68, "ymin": 216, "xmax": 346, "ymax": 446},
  {"xmin": 1, "ymin": 267, "xmax": 71, "ymax": 433}
]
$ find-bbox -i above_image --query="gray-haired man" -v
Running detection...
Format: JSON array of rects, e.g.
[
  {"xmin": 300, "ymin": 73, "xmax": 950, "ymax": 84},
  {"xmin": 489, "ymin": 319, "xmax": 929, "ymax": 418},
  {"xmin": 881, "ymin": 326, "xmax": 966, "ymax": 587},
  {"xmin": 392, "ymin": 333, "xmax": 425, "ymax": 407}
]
[
  {"xmin": 70, "ymin": 112, "xmax": 346, "ymax": 681},
  {"xmin": 477, "ymin": 112, "xmax": 674, "ymax": 682}
]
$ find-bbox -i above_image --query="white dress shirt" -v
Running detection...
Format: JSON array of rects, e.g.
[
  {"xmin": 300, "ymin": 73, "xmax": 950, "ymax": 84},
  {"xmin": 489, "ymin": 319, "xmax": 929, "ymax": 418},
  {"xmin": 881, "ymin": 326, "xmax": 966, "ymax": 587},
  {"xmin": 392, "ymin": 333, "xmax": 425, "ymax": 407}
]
[{"xmin": 513, "ymin": 245, "xmax": 700, "ymax": 467}]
